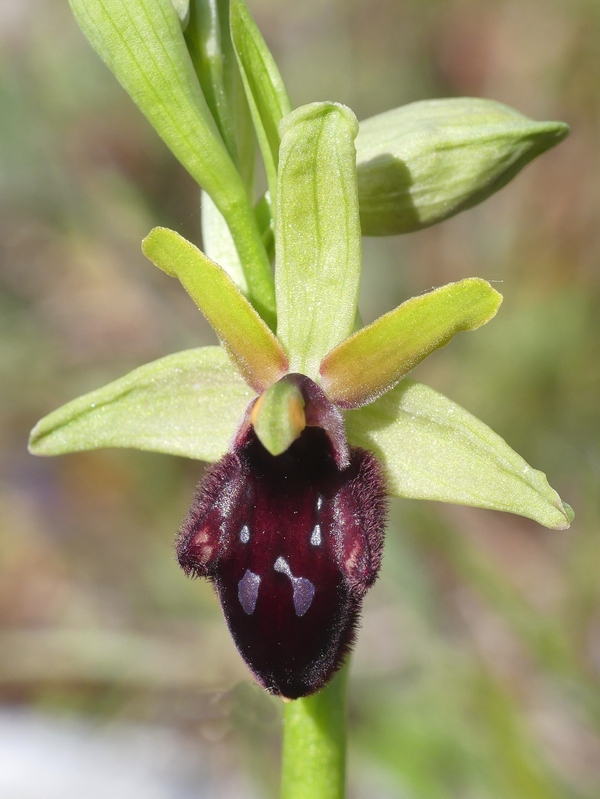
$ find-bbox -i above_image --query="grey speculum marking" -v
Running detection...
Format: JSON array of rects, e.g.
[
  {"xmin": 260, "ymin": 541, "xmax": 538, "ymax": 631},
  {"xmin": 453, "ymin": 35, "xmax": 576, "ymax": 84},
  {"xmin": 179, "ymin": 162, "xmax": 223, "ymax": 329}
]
[
  {"xmin": 274, "ymin": 556, "xmax": 315, "ymax": 617},
  {"xmin": 238, "ymin": 569, "xmax": 260, "ymax": 614},
  {"xmin": 310, "ymin": 523, "xmax": 322, "ymax": 546}
]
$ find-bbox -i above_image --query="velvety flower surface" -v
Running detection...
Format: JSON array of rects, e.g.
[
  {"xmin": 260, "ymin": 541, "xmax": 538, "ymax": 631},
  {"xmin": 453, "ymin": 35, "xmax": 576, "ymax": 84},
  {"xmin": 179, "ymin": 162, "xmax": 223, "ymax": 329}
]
[{"xmin": 178, "ymin": 375, "xmax": 387, "ymax": 698}]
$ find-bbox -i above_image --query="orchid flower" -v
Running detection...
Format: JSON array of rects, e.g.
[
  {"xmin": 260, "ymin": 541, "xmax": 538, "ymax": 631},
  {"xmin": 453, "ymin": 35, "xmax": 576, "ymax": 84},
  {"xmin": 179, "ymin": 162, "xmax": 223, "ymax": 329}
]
[{"xmin": 29, "ymin": 0, "xmax": 571, "ymax": 707}]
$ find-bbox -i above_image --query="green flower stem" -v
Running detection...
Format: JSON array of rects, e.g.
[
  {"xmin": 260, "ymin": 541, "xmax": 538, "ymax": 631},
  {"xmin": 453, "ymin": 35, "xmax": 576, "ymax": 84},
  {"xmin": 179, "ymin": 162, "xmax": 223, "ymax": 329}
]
[
  {"xmin": 220, "ymin": 197, "xmax": 277, "ymax": 327},
  {"xmin": 281, "ymin": 662, "xmax": 349, "ymax": 799}
]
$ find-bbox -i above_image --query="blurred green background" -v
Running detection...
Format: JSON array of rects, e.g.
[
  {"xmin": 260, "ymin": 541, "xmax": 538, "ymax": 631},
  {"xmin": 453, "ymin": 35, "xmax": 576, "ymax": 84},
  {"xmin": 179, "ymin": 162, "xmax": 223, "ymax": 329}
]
[{"xmin": 1, "ymin": 0, "xmax": 599, "ymax": 796}]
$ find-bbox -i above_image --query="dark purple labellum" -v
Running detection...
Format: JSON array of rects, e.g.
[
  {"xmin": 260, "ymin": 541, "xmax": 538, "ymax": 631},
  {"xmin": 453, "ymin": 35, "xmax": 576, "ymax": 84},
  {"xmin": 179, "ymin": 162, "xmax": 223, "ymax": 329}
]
[{"xmin": 177, "ymin": 375, "xmax": 387, "ymax": 699}]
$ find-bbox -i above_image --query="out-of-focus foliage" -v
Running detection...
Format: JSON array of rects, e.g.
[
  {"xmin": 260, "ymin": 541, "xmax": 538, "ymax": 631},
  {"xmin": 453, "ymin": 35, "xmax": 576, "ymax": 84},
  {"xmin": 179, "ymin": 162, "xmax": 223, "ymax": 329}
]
[{"xmin": 1, "ymin": 0, "xmax": 600, "ymax": 797}]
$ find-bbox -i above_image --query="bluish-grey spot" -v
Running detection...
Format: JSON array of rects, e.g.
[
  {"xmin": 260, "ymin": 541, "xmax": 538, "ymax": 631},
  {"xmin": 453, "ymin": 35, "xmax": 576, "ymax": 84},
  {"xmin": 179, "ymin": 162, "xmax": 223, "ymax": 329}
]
[
  {"xmin": 274, "ymin": 557, "xmax": 315, "ymax": 617},
  {"xmin": 238, "ymin": 569, "xmax": 260, "ymax": 614},
  {"xmin": 240, "ymin": 524, "xmax": 250, "ymax": 544}
]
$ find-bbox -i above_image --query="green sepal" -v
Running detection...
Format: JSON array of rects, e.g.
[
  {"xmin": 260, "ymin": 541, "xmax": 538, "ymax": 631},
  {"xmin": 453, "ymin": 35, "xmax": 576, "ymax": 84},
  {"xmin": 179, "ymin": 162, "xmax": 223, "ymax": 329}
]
[
  {"xmin": 68, "ymin": 0, "xmax": 274, "ymax": 324},
  {"xmin": 251, "ymin": 376, "xmax": 306, "ymax": 456},
  {"xmin": 276, "ymin": 103, "xmax": 362, "ymax": 379},
  {"xmin": 345, "ymin": 380, "xmax": 573, "ymax": 530},
  {"xmin": 356, "ymin": 98, "xmax": 570, "ymax": 236},
  {"xmin": 29, "ymin": 348, "xmax": 255, "ymax": 462},
  {"xmin": 321, "ymin": 278, "xmax": 502, "ymax": 408},
  {"xmin": 231, "ymin": 0, "xmax": 292, "ymax": 213},
  {"xmin": 142, "ymin": 227, "xmax": 288, "ymax": 393}
]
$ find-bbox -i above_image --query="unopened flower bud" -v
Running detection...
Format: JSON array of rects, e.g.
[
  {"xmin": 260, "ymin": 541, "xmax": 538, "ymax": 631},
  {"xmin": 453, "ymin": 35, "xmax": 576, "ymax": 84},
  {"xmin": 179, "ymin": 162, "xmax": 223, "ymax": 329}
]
[{"xmin": 356, "ymin": 97, "xmax": 569, "ymax": 236}]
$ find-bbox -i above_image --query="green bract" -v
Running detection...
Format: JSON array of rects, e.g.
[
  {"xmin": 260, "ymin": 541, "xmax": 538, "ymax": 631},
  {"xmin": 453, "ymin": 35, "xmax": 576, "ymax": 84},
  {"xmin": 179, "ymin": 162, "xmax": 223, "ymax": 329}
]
[
  {"xmin": 231, "ymin": 0, "xmax": 292, "ymax": 213},
  {"xmin": 68, "ymin": 0, "xmax": 275, "ymax": 326},
  {"xmin": 184, "ymin": 0, "xmax": 254, "ymax": 187},
  {"xmin": 31, "ymin": 0, "xmax": 572, "ymax": 578}
]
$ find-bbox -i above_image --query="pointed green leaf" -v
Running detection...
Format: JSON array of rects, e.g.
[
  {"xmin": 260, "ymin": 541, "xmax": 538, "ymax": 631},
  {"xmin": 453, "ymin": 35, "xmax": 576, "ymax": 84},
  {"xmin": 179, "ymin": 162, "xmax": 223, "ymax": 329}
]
[
  {"xmin": 321, "ymin": 278, "xmax": 502, "ymax": 408},
  {"xmin": 345, "ymin": 380, "xmax": 572, "ymax": 530},
  {"xmin": 69, "ymin": 0, "xmax": 274, "ymax": 325},
  {"xmin": 142, "ymin": 227, "xmax": 288, "ymax": 392},
  {"xmin": 231, "ymin": 0, "xmax": 292, "ymax": 212},
  {"xmin": 251, "ymin": 377, "xmax": 306, "ymax": 456},
  {"xmin": 276, "ymin": 103, "xmax": 361, "ymax": 379},
  {"xmin": 29, "ymin": 348, "xmax": 255, "ymax": 461},
  {"xmin": 356, "ymin": 97, "xmax": 570, "ymax": 236}
]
